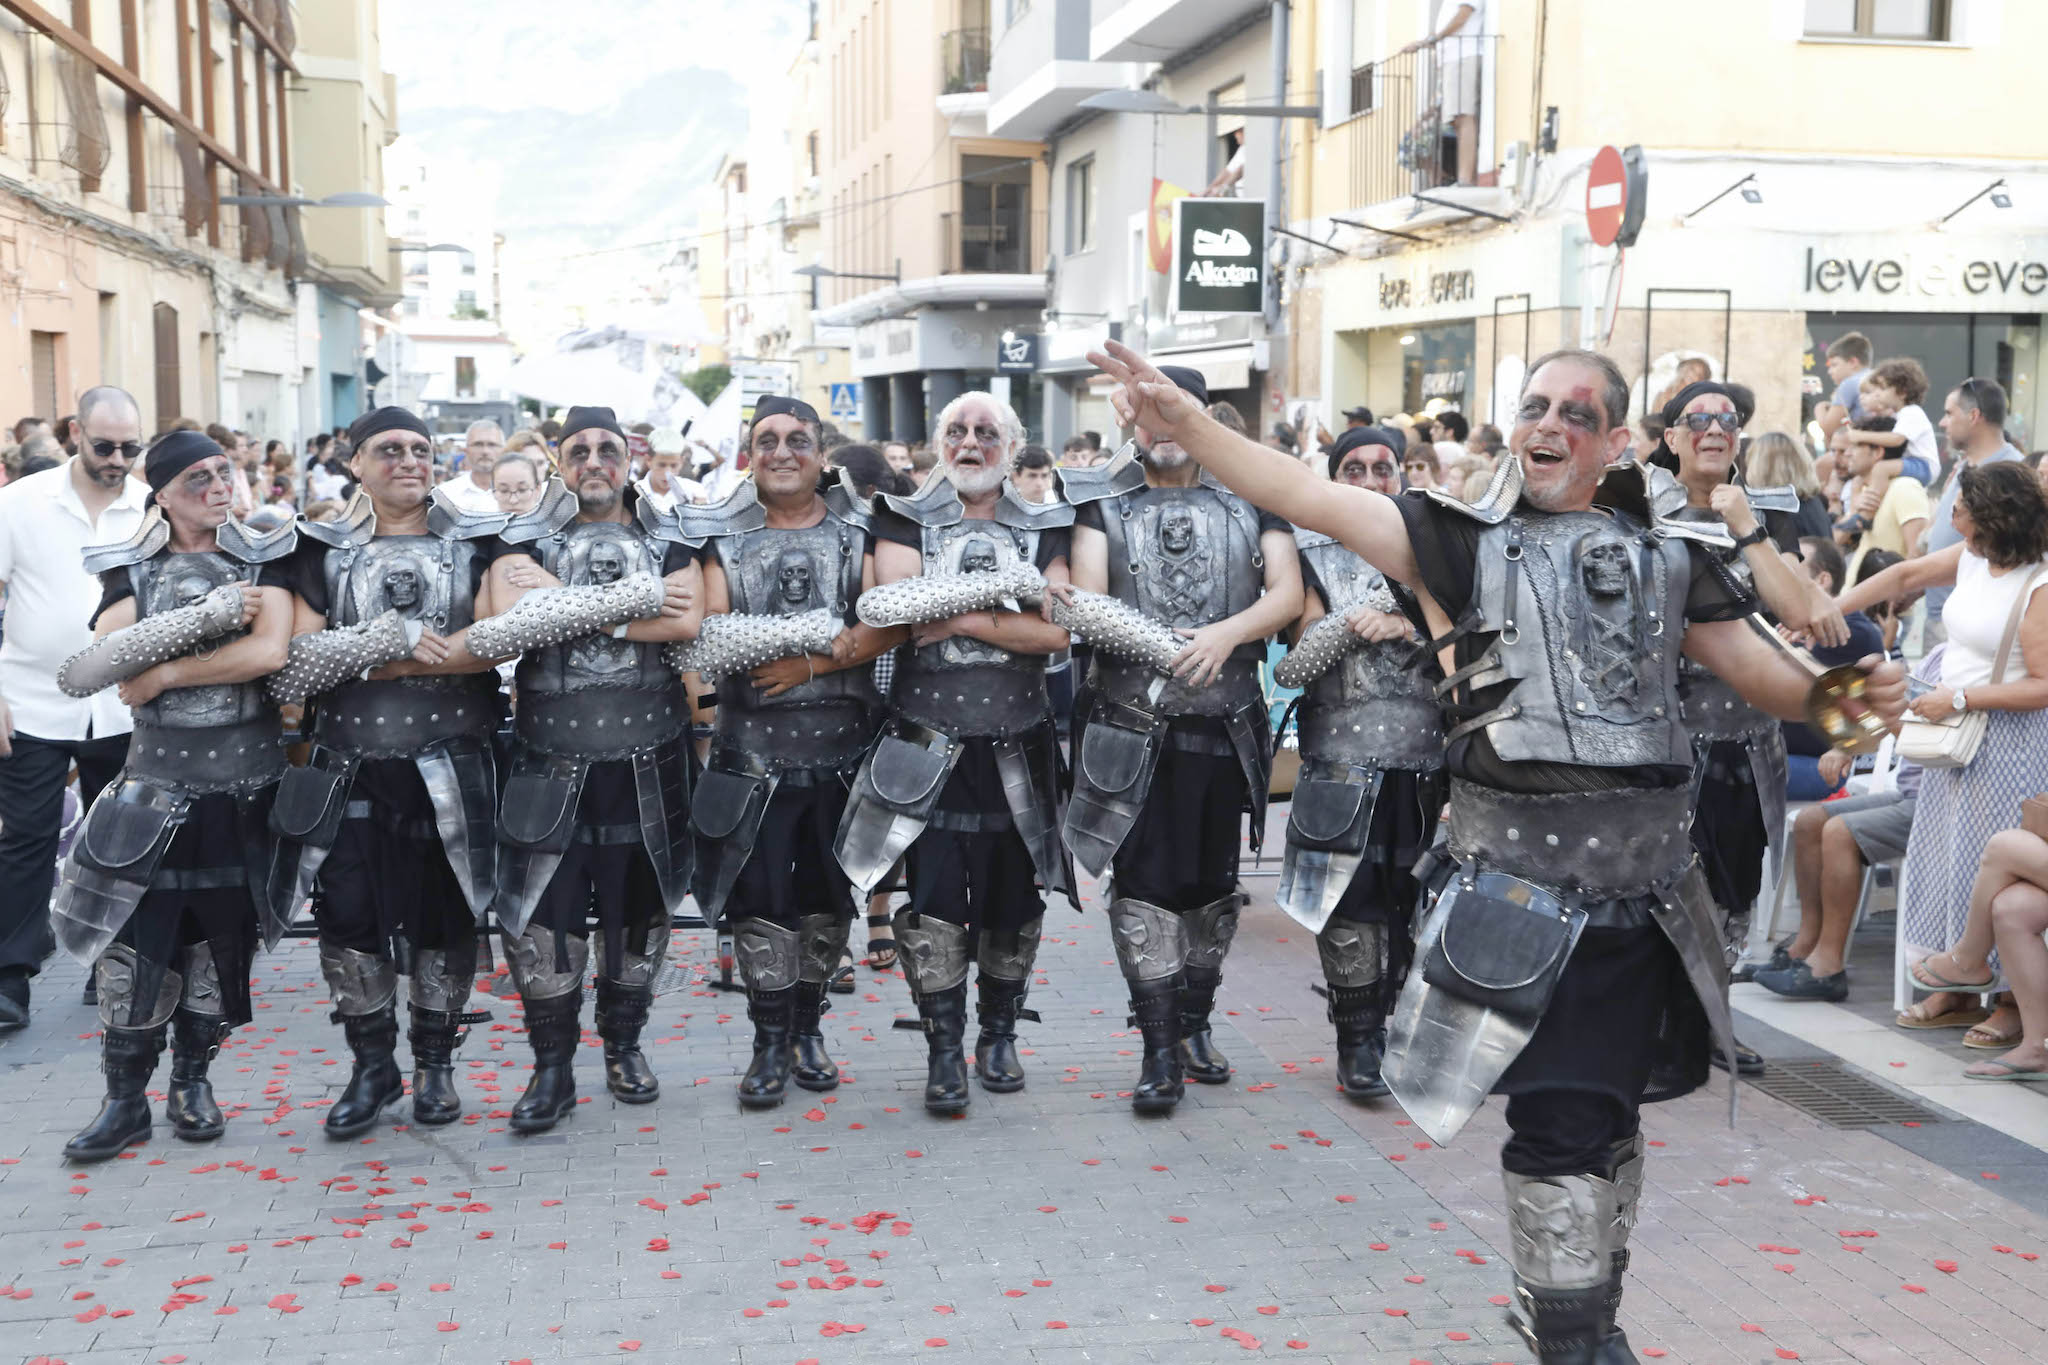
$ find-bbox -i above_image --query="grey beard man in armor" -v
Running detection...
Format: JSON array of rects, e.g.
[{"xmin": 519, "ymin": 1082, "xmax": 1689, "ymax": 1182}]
[
  {"xmin": 475, "ymin": 405, "xmax": 703, "ymax": 1133},
  {"xmin": 1055, "ymin": 365, "xmax": 1304, "ymax": 1115},
  {"xmin": 1273, "ymin": 428, "xmax": 1445, "ymax": 1101},
  {"xmin": 838, "ymin": 391, "xmax": 1077, "ymax": 1113},
  {"xmin": 1084, "ymin": 339, "xmax": 1906, "ymax": 1364},
  {"xmin": 270, "ymin": 407, "xmax": 509, "ymax": 1140},
  {"xmin": 50, "ymin": 430, "xmax": 296, "ymax": 1160},
  {"xmin": 1655, "ymin": 384, "xmax": 1855, "ymax": 1042},
  {"xmin": 681, "ymin": 396, "xmax": 902, "ymax": 1108}
]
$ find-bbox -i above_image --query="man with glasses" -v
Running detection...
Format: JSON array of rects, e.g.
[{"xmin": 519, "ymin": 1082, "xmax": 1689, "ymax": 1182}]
[
  {"xmin": 835, "ymin": 392, "xmax": 1075, "ymax": 1113},
  {"xmin": 683, "ymin": 397, "xmax": 901, "ymax": 1108},
  {"xmin": 49, "ymin": 429, "xmax": 296, "ymax": 1158},
  {"xmin": 1058, "ymin": 365, "xmax": 1304, "ymax": 1114},
  {"xmin": 0, "ymin": 386, "xmax": 150, "ymax": 1030},
  {"xmin": 270, "ymin": 406, "xmax": 509, "ymax": 1138},
  {"xmin": 1272, "ymin": 428, "xmax": 1444, "ymax": 1101},
  {"xmin": 437, "ymin": 421, "xmax": 507, "ymax": 517},
  {"xmin": 472, "ymin": 406, "xmax": 702, "ymax": 1132}
]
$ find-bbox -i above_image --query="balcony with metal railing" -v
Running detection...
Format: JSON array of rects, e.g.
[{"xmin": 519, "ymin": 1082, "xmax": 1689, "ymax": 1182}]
[
  {"xmin": 1334, "ymin": 33, "xmax": 1499, "ymax": 212},
  {"xmin": 943, "ymin": 27, "xmax": 991, "ymax": 95}
]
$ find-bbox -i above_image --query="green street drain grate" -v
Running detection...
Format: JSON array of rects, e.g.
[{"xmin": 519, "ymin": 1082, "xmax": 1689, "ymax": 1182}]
[{"xmin": 1747, "ymin": 1057, "xmax": 1945, "ymax": 1128}]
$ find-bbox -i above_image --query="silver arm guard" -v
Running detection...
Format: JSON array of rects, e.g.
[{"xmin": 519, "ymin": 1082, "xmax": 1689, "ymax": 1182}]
[
  {"xmin": 666, "ymin": 608, "xmax": 841, "ymax": 682},
  {"xmin": 856, "ymin": 564, "xmax": 1046, "ymax": 627},
  {"xmin": 1050, "ymin": 589, "xmax": 1184, "ymax": 672},
  {"xmin": 464, "ymin": 572, "xmax": 667, "ymax": 661},
  {"xmin": 1273, "ymin": 582, "xmax": 1406, "ymax": 689},
  {"xmin": 267, "ymin": 609, "xmax": 418, "ymax": 704},
  {"xmin": 57, "ymin": 584, "xmax": 246, "ymax": 698}
]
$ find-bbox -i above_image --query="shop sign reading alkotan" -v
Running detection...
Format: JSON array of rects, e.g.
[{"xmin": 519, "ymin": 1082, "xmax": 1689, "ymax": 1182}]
[{"xmin": 1800, "ymin": 241, "xmax": 2048, "ymax": 307}]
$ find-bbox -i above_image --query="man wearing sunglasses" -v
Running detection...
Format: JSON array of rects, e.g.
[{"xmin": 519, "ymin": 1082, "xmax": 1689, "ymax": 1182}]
[
  {"xmin": 269, "ymin": 406, "xmax": 510, "ymax": 1139},
  {"xmin": 0, "ymin": 386, "xmax": 149, "ymax": 1032},
  {"xmin": 475, "ymin": 406, "xmax": 703, "ymax": 1132}
]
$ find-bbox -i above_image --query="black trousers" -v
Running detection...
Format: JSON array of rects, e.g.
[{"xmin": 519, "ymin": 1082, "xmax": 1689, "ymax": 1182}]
[
  {"xmin": 311, "ymin": 758, "xmax": 477, "ymax": 973},
  {"xmin": 529, "ymin": 760, "xmax": 665, "ymax": 980},
  {"xmin": 906, "ymin": 741, "xmax": 1045, "ymax": 934},
  {"xmin": 1110, "ymin": 730, "xmax": 1245, "ymax": 911},
  {"xmin": 727, "ymin": 776, "xmax": 855, "ymax": 929},
  {"xmin": 0, "ymin": 729, "xmax": 129, "ymax": 975}
]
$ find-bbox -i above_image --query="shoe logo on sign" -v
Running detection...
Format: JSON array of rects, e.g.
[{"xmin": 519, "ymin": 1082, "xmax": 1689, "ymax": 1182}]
[{"xmin": 1191, "ymin": 227, "xmax": 1251, "ymax": 257}]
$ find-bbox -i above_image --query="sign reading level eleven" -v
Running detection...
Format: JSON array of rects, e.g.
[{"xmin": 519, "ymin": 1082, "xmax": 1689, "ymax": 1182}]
[{"xmin": 1170, "ymin": 198, "xmax": 1266, "ymax": 316}]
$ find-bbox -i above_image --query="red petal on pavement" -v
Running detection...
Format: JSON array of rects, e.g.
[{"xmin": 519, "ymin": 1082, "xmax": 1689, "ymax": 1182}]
[
  {"xmin": 925, "ymin": 1339, "xmax": 948, "ymax": 1347},
  {"xmin": 1204, "ymin": 1284, "xmax": 1228, "ymax": 1292},
  {"xmin": 1935, "ymin": 1260, "xmax": 1958, "ymax": 1273},
  {"xmin": 1191, "ymin": 1317, "xmax": 1215, "ymax": 1327},
  {"xmin": 1383, "ymin": 1308, "xmax": 1407, "ymax": 1316},
  {"xmin": 618, "ymin": 1343, "xmax": 641, "ymax": 1352},
  {"xmin": 1256, "ymin": 1305, "xmax": 1279, "ymax": 1315},
  {"xmin": 1777, "ymin": 1352, "xmax": 1800, "ymax": 1360},
  {"xmin": 436, "ymin": 1322, "xmax": 459, "ymax": 1332},
  {"xmin": 1045, "ymin": 1321, "xmax": 1068, "ymax": 1329}
]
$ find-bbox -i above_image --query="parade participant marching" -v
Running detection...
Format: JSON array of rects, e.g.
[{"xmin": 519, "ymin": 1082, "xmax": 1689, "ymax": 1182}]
[
  {"xmin": 1652, "ymin": 384, "xmax": 1846, "ymax": 1014},
  {"xmin": 270, "ymin": 406, "xmax": 507, "ymax": 1138},
  {"xmin": 1083, "ymin": 339, "xmax": 1905, "ymax": 1363},
  {"xmin": 836, "ymin": 391, "xmax": 1075, "ymax": 1113},
  {"xmin": 1270, "ymin": 427, "xmax": 1444, "ymax": 1100},
  {"xmin": 51, "ymin": 430, "xmax": 296, "ymax": 1159},
  {"xmin": 681, "ymin": 397, "xmax": 900, "ymax": 1108},
  {"xmin": 473, "ymin": 405, "xmax": 702, "ymax": 1133},
  {"xmin": 1056, "ymin": 365, "xmax": 1303, "ymax": 1115}
]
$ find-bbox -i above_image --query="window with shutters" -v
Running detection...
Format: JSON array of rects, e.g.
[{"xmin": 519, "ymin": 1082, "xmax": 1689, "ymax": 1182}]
[
  {"xmin": 30, "ymin": 332, "xmax": 60, "ymax": 422},
  {"xmin": 1804, "ymin": 0, "xmax": 1951, "ymax": 39}
]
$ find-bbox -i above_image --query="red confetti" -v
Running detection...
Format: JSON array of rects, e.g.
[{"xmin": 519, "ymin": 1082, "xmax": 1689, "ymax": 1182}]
[
  {"xmin": 1045, "ymin": 1320, "xmax": 1068, "ymax": 1329},
  {"xmin": 1204, "ymin": 1283, "xmax": 1228, "ymax": 1293},
  {"xmin": 1256, "ymin": 1305, "xmax": 1279, "ymax": 1315},
  {"xmin": 1935, "ymin": 1260, "xmax": 1959, "ymax": 1274},
  {"xmin": 925, "ymin": 1339, "xmax": 948, "ymax": 1348},
  {"xmin": 618, "ymin": 1342, "xmax": 641, "ymax": 1352}
]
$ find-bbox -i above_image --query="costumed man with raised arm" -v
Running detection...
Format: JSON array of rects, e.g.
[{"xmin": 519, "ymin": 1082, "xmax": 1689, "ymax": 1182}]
[
  {"xmin": 1270, "ymin": 427, "xmax": 1444, "ymax": 1100},
  {"xmin": 270, "ymin": 406, "xmax": 508, "ymax": 1139},
  {"xmin": 1083, "ymin": 340, "xmax": 1904, "ymax": 1363},
  {"xmin": 472, "ymin": 405, "xmax": 703, "ymax": 1133},
  {"xmin": 51, "ymin": 430, "xmax": 295, "ymax": 1159},
  {"xmin": 836, "ymin": 391, "xmax": 1075, "ymax": 1113},
  {"xmin": 1054, "ymin": 365, "xmax": 1302, "ymax": 1114},
  {"xmin": 681, "ymin": 397, "xmax": 901, "ymax": 1108}
]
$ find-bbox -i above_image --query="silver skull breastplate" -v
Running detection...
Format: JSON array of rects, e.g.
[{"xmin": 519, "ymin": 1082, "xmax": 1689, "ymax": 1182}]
[
  {"xmin": 1459, "ymin": 509, "xmax": 1693, "ymax": 769},
  {"xmin": 127, "ymin": 551, "xmax": 265, "ymax": 729},
  {"xmin": 1295, "ymin": 532, "xmax": 1441, "ymax": 768},
  {"xmin": 1102, "ymin": 484, "xmax": 1261, "ymax": 633},
  {"xmin": 714, "ymin": 520, "xmax": 877, "ymax": 712},
  {"xmin": 515, "ymin": 519, "xmax": 674, "ymax": 694},
  {"xmin": 324, "ymin": 533, "xmax": 482, "ymax": 635}
]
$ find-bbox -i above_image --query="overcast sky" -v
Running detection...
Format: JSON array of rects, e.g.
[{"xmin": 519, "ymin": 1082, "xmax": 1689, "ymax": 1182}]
[{"xmin": 379, "ymin": 0, "xmax": 811, "ymax": 325}]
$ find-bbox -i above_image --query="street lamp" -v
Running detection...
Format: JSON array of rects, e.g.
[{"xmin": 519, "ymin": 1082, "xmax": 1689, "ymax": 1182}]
[
  {"xmin": 1076, "ymin": 89, "xmax": 1322, "ymax": 119},
  {"xmin": 793, "ymin": 260, "xmax": 903, "ymax": 308},
  {"xmin": 220, "ymin": 190, "xmax": 391, "ymax": 207},
  {"xmin": 388, "ymin": 242, "xmax": 471, "ymax": 255}
]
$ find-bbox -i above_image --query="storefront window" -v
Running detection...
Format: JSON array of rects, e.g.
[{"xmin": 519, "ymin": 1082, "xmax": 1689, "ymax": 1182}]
[
  {"xmin": 1803, "ymin": 312, "xmax": 2037, "ymax": 451},
  {"xmin": 1402, "ymin": 321, "xmax": 1477, "ymax": 417}
]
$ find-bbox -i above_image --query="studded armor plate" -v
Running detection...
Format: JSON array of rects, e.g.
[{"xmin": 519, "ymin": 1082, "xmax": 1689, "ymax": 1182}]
[
  {"xmin": 1293, "ymin": 530, "xmax": 1442, "ymax": 770},
  {"xmin": 513, "ymin": 517, "xmax": 678, "ymax": 696}
]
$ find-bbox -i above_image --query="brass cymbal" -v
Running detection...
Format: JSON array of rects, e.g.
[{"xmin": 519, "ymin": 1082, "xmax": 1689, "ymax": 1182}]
[{"xmin": 1806, "ymin": 665, "xmax": 1889, "ymax": 756}]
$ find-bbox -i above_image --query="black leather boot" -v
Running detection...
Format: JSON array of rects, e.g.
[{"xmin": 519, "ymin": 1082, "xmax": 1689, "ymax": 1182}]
[
  {"xmin": 1130, "ymin": 976, "xmax": 1186, "ymax": 1115},
  {"xmin": 325, "ymin": 1008, "xmax": 403, "ymax": 1139},
  {"xmin": 1328, "ymin": 982, "xmax": 1390, "ymax": 1099},
  {"xmin": 973, "ymin": 975, "xmax": 1028, "ymax": 1093},
  {"xmin": 510, "ymin": 990, "xmax": 583, "ymax": 1133},
  {"xmin": 790, "ymin": 979, "xmax": 840, "ymax": 1093},
  {"xmin": 406, "ymin": 1006, "xmax": 466, "ymax": 1125},
  {"xmin": 595, "ymin": 979, "xmax": 661, "ymax": 1103},
  {"xmin": 165, "ymin": 1010, "xmax": 229, "ymax": 1141},
  {"xmin": 1177, "ymin": 967, "xmax": 1232, "ymax": 1084},
  {"xmin": 917, "ymin": 983, "xmax": 971, "ymax": 1115},
  {"xmin": 738, "ymin": 987, "xmax": 796, "ymax": 1108},
  {"xmin": 65, "ymin": 1025, "xmax": 163, "ymax": 1161},
  {"xmin": 1510, "ymin": 1280, "xmax": 1640, "ymax": 1364}
]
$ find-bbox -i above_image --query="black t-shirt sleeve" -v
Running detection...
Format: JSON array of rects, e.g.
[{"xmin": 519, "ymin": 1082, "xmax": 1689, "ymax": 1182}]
[
  {"xmin": 1682, "ymin": 542, "xmax": 1757, "ymax": 624},
  {"xmin": 482, "ymin": 535, "xmax": 533, "ymax": 566},
  {"xmin": 1392, "ymin": 491, "xmax": 1482, "ymax": 618},
  {"xmin": 660, "ymin": 541, "xmax": 701, "ymax": 575},
  {"xmin": 467, "ymin": 537, "xmax": 498, "ymax": 601},
  {"xmin": 1035, "ymin": 525, "xmax": 1072, "ymax": 571},
  {"xmin": 285, "ymin": 540, "xmax": 332, "ymax": 619},
  {"xmin": 1256, "ymin": 509, "xmax": 1292, "ymax": 537},
  {"xmin": 868, "ymin": 506, "xmax": 920, "ymax": 550},
  {"xmin": 88, "ymin": 567, "xmax": 134, "ymax": 631},
  {"xmin": 1074, "ymin": 501, "xmax": 1105, "ymax": 534},
  {"xmin": 1762, "ymin": 507, "xmax": 1802, "ymax": 555},
  {"xmin": 255, "ymin": 561, "xmax": 293, "ymax": 592},
  {"xmin": 1298, "ymin": 553, "xmax": 1329, "ymax": 611}
]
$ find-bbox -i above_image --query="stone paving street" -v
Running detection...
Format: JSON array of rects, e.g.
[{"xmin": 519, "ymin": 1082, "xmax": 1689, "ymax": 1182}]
[{"xmin": 3, "ymin": 865, "xmax": 2048, "ymax": 1365}]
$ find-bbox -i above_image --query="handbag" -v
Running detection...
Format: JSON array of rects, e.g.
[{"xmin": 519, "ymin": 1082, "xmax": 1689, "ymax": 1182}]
[{"xmin": 1897, "ymin": 564, "xmax": 2046, "ymax": 768}]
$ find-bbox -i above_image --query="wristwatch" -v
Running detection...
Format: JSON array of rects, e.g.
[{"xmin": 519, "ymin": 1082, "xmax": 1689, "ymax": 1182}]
[
  {"xmin": 1731, "ymin": 525, "xmax": 1770, "ymax": 550},
  {"xmin": 1952, "ymin": 688, "xmax": 1969, "ymax": 713}
]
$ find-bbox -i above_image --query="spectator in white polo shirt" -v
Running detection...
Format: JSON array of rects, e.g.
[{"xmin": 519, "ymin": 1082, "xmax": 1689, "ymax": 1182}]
[
  {"xmin": 0, "ymin": 386, "xmax": 151, "ymax": 1030},
  {"xmin": 435, "ymin": 419, "xmax": 505, "ymax": 516}
]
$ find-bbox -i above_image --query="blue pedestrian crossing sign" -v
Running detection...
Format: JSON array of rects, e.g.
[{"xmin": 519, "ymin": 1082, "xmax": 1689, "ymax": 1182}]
[{"xmin": 828, "ymin": 382, "xmax": 861, "ymax": 422}]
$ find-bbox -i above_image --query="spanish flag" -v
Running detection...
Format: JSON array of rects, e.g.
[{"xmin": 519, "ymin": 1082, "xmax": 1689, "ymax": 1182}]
[{"xmin": 1148, "ymin": 178, "xmax": 1190, "ymax": 275}]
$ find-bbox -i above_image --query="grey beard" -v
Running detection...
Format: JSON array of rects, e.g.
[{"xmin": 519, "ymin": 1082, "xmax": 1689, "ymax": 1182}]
[
  {"xmin": 1141, "ymin": 443, "xmax": 1190, "ymax": 471},
  {"xmin": 951, "ymin": 461, "xmax": 1006, "ymax": 497},
  {"xmin": 577, "ymin": 482, "xmax": 621, "ymax": 516}
]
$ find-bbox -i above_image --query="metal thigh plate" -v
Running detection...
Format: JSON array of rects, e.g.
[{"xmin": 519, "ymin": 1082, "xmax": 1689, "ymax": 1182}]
[
  {"xmin": 832, "ymin": 726, "xmax": 964, "ymax": 899},
  {"xmin": 1748, "ymin": 728, "xmax": 1789, "ymax": 908},
  {"xmin": 1275, "ymin": 768, "xmax": 1385, "ymax": 934},
  {"xmin": 632, "ymin": 735, "xmax": 696, "ymax": 919},
  {"xmin": 990, "ymin": 730, "xmax": 1071, "ymax": 904},
  {"xmin": 51, "ymin": 781, "xmax": 189, "ymax": 966},
  {"xmin": 690, "ymin": 767, "xmax": 781, "ymax": 925},
  {"xmin": 1060, "ymin": 705, "xmax": 1163, "ymax": 879},
  {"xmin": 415, "ymin": 736, "xmax": 499, "ymax": 921},
  {"xmin": 1384, "ymin": 869, "xmax": 1555, "ymax": 1146},
  {"xmin": 493, "ymin": 748, "xmax": 590, "ymax": 938}
]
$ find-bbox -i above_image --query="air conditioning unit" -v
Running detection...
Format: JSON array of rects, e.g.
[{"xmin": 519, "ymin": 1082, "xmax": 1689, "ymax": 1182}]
[{"xmin": 1500, "ymin": 140, "xmax": 1532, "ymax": 191}]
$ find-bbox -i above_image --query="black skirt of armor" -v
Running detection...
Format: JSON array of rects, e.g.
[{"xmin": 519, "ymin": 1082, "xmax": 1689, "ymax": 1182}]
[
  {"xmin": 312, "ymin": 757, "xmax": 478, "ymax": 970},
  {"xmin": 726, "ymin": 772, "xmax": 855, "ymax": 930},
  {"xmin": 1328, "ymin": 766, "xmax": 1447, "ymax": 927},
  {"xmin": 906, "ymin": 739, "xmax": 1045, "ymax": 932},
  {"xmin": 1691, "ymin": 738, "xmax": 1768, "ymax": 915},
  {"xmin": 117, "ymin": 788, "xmax": 266, "ymax": 1025},
  {"xmin": 529, "ymin": 758, "xmax": 665, "ymax": 981},
  {"xmin": 1110, "ymin": 719, "xmax": 1245, "ymax": 912}
]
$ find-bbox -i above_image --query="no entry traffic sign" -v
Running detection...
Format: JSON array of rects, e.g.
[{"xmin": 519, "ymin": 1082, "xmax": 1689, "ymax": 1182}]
[{"xmin": 1586, "ymin": 144, "xmax": 1648, "ymax": 249}]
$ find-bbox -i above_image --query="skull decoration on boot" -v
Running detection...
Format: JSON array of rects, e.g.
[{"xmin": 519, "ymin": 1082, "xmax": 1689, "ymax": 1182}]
[
  {"xmin": 65, "ymin": 944, "xmax": 180, "ymax": 1162},
  {"xmin": 1177, "ymin": 896, "xmax": 1240, "ymax": 1084},
  {"xmin": 1318, "ymin": 920, "xmax": 1389, "ymax": 1099},
  {"xmin": 1108, "ymin": 899, "xmax": 1188, "ymax": 1114},
  {"xmin": 973, "ymin": 916, "xmax": 1041, "ymax": 1093},
  {"xmin": 1504, "ymin": 1157, "xmax": 1642, "ymax": 1364},
  {"xmin": 594, "ymin": 921, "xmax": 668, "ymax": 1103},
  {"xmin": 504, "ymin": 930, "xmax": 588, "ymax": 1134},
  {"xmin": 734, "ymin": 919, "xmax": 802, "ymax": 1108},
  {"xmin": 318, "ymin": 941, "xmax": 403, "ymax": 1140},
  {"xmin": 894, "ymin": 913, "xmax": 973, "ymax": 1115},
  {"xmin": 792, "ymin": 915, "xmax": 850, "ymax": 1092}
]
